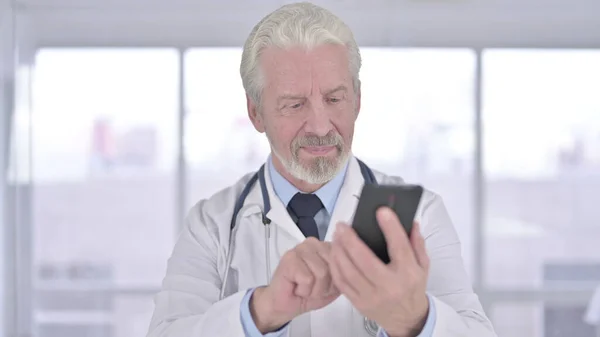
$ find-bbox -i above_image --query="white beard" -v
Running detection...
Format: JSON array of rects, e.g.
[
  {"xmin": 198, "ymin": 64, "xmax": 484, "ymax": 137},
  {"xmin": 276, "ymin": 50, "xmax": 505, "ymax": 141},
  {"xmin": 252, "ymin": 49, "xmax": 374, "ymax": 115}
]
[{"xmin": 267, "ymin": 132, "xmax": 350, "ymax": 185}]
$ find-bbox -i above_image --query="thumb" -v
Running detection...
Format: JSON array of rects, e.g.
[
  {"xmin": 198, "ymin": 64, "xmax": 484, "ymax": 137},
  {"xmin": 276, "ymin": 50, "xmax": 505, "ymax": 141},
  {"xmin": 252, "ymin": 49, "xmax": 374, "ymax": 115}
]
[
  {"xmin": 376, "ymin": 207, "xmax": 416, "ymax": 264},
  {"xmin": 410, "ymin": 222, "xmax": 429, "ymax": 270}
]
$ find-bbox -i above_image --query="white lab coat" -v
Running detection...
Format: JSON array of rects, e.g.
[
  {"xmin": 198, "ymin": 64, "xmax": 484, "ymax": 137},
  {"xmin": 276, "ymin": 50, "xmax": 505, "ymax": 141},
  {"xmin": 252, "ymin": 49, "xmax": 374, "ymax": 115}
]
[{"xmin": 147, "ymin": 156, "xmax": 497, "ymax": 337}]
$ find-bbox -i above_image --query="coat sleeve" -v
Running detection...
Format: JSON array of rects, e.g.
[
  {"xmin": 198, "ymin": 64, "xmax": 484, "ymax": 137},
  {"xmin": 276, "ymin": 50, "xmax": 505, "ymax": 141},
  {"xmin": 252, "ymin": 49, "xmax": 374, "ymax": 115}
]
[
  {"xmin": 146, "ymin": 200, "xmax": 248, "ymax": 337},
  {"xmin": 419, "ymin": 192, "xmax": 498, "ymax": 337}
]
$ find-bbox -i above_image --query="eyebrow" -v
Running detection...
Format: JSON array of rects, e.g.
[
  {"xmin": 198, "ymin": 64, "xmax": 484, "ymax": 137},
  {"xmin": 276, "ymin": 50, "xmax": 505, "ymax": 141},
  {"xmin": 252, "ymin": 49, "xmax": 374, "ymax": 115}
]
[
  {"xmin": 276, "ymin": 85, "xmax": 349, "ymax": 103},
  {"xmin": 323, "ymin": 85, "xmax": 348, "ymax": 95},
  {"xmin": 277, "ymin": 94, "xmax": 305, "ymax": 101}
]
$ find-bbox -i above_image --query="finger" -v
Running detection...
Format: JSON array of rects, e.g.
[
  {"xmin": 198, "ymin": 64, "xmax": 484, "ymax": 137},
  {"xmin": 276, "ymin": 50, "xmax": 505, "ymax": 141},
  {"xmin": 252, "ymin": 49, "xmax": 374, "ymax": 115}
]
[
  {"xmin": 330, "ymin": 237, "xmax": 375, "ymax": 297},
  {"xmin": 297, "ymin": 243, "xmax": 333, "ymax": 298},
  {"xmin": 334, "ymin": 222, "xmax": 387, "ymax": 284},
  {"xmin": 411, "ymin": 222, "xmax": 430, "ymax": 270},
  {"xmin": 293, "ymin": 261, "xmax": 315, "ymax": 298},
  {"xmin": 376, "ymin": 207, "xmax": 418, "ymax": 265},
  {"xmin": 328, "ymin": 245, "xmax": 360, "ymax": 304},
  {"xmin": 284, "ymin": 251, "xmax": 315, "ymax": 298},
  {"xmin": 313, "ymin": 243, "xmax": 340, "ymax": 296}
]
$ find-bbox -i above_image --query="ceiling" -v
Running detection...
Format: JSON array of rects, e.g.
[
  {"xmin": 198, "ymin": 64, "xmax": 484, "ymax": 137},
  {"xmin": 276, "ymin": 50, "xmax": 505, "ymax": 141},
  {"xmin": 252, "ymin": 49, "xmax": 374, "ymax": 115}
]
[{"xmin": 9, "ymin": 0, "xmax": 600, "ymax": 52}]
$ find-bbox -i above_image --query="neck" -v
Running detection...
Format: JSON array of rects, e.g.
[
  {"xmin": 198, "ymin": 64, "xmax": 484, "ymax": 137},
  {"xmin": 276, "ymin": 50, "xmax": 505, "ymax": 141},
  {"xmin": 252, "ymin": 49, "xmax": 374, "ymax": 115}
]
[{"xmin": 271, "ymin": 156, "xmax": 325, "ymax": 193}]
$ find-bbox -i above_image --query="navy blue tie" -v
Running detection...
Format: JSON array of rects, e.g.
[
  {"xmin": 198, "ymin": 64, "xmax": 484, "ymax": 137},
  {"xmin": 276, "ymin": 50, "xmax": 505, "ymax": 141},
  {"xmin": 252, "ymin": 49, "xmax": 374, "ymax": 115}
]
[{"xmin": 287, "ymin": 193, "xmax": 323, "ymax": 239}]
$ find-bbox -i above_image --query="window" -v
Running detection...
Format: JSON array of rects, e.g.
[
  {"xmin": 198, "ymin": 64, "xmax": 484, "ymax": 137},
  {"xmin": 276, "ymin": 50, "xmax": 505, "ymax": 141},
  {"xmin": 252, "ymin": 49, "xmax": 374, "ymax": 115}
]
[
  {"xmin": 184, "ymin": 48, "xmax": 271, "ymax": 208},
  {"xmin": 29, "ymin": 48, "xmax": 179, "ymax": 337},
  {"xmin": 355, "ymin": 48, "xmax": 476, "ymax": 276},
  {"xmin": 483, "ymin": 49, "xmax": 600, "ymax": 336},
  {"xmin": 483, "ymin": 49, "xmax": 600, "ymax": 286}
]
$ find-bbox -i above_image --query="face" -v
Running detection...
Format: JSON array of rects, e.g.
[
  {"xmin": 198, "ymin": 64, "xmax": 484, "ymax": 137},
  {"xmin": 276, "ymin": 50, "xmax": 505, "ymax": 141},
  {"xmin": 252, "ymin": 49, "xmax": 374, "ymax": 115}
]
[{"xmin": 247, "ymin": 44, "xmax": 361, "ymax": 185}]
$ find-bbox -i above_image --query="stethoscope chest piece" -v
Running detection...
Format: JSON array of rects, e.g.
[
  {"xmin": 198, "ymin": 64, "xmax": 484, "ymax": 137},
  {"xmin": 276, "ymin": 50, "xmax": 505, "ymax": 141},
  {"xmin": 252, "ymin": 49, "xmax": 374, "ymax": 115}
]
[{"xmin": 364, "ymin": 317, "xmax": 379, "ymax": 336}]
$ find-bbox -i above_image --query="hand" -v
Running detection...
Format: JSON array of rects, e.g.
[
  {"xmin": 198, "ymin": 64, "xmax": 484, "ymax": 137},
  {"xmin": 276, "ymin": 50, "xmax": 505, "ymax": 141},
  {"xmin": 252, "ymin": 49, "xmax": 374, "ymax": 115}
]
[
  {"xmin": 250, "ymin": 238, "xmax": 340, "ymax": 333},
  {"xmin": 329, "ymin": 207, "xmax": 430, "ymax": 337}
]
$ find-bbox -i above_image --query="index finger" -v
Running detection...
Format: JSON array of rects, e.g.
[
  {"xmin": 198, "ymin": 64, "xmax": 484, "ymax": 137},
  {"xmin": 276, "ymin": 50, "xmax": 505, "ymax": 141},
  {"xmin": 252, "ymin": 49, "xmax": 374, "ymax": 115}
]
[
  {"xmin": 376, "ymin": 207, "xmax": 418, "ymax": 265},
  {"xmin": 296, "ymin": 241, "xmax": 335, "ymax": 297},
  {"xmin": 281, "ymin": 249, "xmax": 315, "ymax": 298},
  {"xmin": 302, "ymin": 239, "xmax": 333, "ymax": 265}
]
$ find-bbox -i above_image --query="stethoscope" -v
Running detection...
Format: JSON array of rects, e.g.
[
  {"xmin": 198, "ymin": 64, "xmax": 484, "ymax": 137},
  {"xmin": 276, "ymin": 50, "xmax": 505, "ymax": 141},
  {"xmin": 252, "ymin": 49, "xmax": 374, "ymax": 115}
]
[{"xmin": 221, "ymin": 159, "xmax": 380, "ymax": 336}]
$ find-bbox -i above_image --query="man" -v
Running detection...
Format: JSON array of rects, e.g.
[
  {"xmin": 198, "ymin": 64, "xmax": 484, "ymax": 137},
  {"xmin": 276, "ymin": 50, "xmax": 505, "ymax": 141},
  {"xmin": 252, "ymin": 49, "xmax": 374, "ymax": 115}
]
[{"xmin": 147, "ymin": 2, "xmax": 496, "ymax": 337}]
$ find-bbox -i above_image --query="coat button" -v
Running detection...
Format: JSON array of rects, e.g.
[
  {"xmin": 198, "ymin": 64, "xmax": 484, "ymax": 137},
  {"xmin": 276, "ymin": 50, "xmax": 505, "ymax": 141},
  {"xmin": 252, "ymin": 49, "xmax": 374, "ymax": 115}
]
[{"xmin": 363, "ymin": 317, "xmax": 379, "ymax": 336}]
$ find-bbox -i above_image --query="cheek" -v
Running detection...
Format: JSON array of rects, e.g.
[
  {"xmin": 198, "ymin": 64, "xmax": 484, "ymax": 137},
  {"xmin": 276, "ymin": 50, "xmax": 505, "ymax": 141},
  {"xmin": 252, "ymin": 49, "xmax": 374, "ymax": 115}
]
[
  {"xmin": 333, "ymin": 109, "xmax": 357, "ymax": 138},
  {"xmin": 267, "ymin": 121, "xmax": 297, "ymax": 148}
]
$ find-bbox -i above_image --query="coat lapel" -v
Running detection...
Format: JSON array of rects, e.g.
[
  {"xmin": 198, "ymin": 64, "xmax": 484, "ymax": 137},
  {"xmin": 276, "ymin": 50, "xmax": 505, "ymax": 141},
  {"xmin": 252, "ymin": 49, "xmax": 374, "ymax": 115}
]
[
  {"xmin": 254, "ymin": 156, "xmax": 368, "ymax": 244},
  {"xmin": 324, "ymin": 157, "xmax": 366, "ymax": 242},
  {"xmin": 263, "ymin": 164, "xmax": 307, "ymax": 244}
]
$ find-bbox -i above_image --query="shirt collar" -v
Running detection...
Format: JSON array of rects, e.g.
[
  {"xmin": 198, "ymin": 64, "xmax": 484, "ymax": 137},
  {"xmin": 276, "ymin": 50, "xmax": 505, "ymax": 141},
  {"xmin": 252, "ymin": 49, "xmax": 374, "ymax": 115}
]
[{"xmin": 267, "ymin": 155, "xmax": 349, "ymax": 215}]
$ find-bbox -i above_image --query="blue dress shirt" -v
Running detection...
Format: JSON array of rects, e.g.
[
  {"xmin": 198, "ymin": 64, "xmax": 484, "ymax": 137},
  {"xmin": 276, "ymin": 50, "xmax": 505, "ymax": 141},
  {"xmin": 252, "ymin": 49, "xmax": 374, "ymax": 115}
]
[{"xmin": 239, "ymin": 156, "xmax": 437, "ymax": 336}]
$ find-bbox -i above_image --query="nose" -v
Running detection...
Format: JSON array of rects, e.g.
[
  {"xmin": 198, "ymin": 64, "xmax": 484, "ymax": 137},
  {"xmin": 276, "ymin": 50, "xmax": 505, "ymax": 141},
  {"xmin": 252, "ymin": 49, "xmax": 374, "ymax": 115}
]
[{"xmin": 304, "ymin": 100, "xmax": 332, "ymax": 137}]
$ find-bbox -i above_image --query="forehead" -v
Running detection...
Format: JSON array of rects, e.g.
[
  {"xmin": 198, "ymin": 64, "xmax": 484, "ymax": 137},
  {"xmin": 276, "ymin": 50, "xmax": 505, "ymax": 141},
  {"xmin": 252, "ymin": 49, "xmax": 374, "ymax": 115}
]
[{"xmin": 260, "ymin": 44, "xmax": 352, "ymax": 94}]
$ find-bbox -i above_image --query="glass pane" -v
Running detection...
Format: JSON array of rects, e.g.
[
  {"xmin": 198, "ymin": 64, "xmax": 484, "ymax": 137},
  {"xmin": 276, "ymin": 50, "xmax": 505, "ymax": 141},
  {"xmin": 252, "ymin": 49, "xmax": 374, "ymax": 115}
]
[
  {"xmin": 184, "ymin": 48, "xmax": 270, "ymax": 208},
  {"xmin": 31, "ymin": 48, "xmax": 178, "ymax": 337},
  {"xmin": 354, "ymin": 48, "xmax": 476, "ymax": 277},
  {"xmin": 482, "ymin": 49, "xmax": 600, "ymax": 287}
]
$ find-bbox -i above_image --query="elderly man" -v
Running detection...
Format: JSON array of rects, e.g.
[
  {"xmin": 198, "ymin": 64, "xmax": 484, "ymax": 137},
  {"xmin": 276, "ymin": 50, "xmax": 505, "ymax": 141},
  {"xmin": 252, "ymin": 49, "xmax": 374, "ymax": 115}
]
[{"xmin": 147, "ymin": 2, "xmax": 496, "ymax": 337}]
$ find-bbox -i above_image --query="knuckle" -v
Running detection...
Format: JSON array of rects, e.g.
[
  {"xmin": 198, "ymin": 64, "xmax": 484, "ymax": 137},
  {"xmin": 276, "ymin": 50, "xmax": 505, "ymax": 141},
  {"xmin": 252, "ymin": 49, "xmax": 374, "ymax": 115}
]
[
  {"xmin": 294, "ymin": 243, "xmax": 308, "ymax": 254},
  {"xmin": 302, "ymin": 272, "xmax": 316, "ymax": 286},
  {"xmin": 313, "ymin": 265, "xmax": 329, "ymax": 280},
  {"xmin": 304, "ymin": 237, "xmax": 320, "ymax": 246},
  {"xmin": 282, "ymin": 250, "xmax": 298, "ymax": 264},
  {"xmin": 283, "ymin": 249, "xmax": 295, "ymax": 259},
  {"xmin": 318, "ymin": 240, "xmax": 331, "ymax": 249}
]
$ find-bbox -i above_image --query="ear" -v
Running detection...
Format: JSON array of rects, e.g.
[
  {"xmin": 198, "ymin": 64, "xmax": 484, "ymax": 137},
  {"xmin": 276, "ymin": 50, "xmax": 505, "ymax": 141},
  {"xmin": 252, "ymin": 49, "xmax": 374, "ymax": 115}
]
[
  {"xmin": 354, "ymin": 80, "xmax": 361, "ymax": 119},
  {"xmin": 247, "ymin": 94, "xmax": 265, "ymax": 133}
]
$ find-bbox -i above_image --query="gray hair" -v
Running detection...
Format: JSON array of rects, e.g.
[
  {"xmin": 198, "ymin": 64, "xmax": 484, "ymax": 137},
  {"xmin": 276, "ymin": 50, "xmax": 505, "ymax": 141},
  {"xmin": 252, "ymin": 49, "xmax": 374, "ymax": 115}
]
[{"xmin": 240, "ymin": 2, "xmax": 362, "ymax": 107}]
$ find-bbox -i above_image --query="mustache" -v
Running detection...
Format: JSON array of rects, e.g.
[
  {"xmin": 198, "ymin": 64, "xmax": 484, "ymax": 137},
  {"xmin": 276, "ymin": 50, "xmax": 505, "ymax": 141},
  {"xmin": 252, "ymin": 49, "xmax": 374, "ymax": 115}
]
[{"xmin": 293, "ymin": 132, "xmax": 343, "ymax": 148}]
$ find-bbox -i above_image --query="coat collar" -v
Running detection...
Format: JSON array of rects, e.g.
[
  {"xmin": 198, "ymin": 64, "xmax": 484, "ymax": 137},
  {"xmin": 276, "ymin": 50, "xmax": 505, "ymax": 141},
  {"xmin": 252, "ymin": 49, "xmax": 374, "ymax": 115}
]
[
  {"xmin": 240, "ymin": 155, "xmax": 367, "ymax": 243},
  {"xmin": 267, "ymin": 155, "xmax": 349, "ymax": 215}
]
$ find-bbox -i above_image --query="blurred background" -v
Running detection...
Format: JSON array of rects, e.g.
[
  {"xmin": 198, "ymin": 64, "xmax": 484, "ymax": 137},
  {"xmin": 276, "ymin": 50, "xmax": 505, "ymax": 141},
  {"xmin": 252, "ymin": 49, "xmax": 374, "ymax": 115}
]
[{"xmin": 1, "ymin": 0, "xmax": 600, "ymax": 336}]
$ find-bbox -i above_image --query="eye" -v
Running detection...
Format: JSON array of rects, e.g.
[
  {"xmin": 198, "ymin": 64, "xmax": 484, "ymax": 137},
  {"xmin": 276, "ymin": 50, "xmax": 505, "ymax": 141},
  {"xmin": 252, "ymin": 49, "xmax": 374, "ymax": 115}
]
[
  {"xmin": 328, "ymin": 97, "xmax": 341, "ymax": 103},
  {"xmin": 290, "ymin": 102, "xmax": 303, "ymax": 109}
]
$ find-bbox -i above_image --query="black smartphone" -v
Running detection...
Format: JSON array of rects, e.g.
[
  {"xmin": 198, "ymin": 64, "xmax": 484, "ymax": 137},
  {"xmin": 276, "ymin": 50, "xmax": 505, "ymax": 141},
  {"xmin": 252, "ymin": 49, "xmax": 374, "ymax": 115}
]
[{"xmin": 351, "ymin": 184, "xmax": 424, "ymax": 264}]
